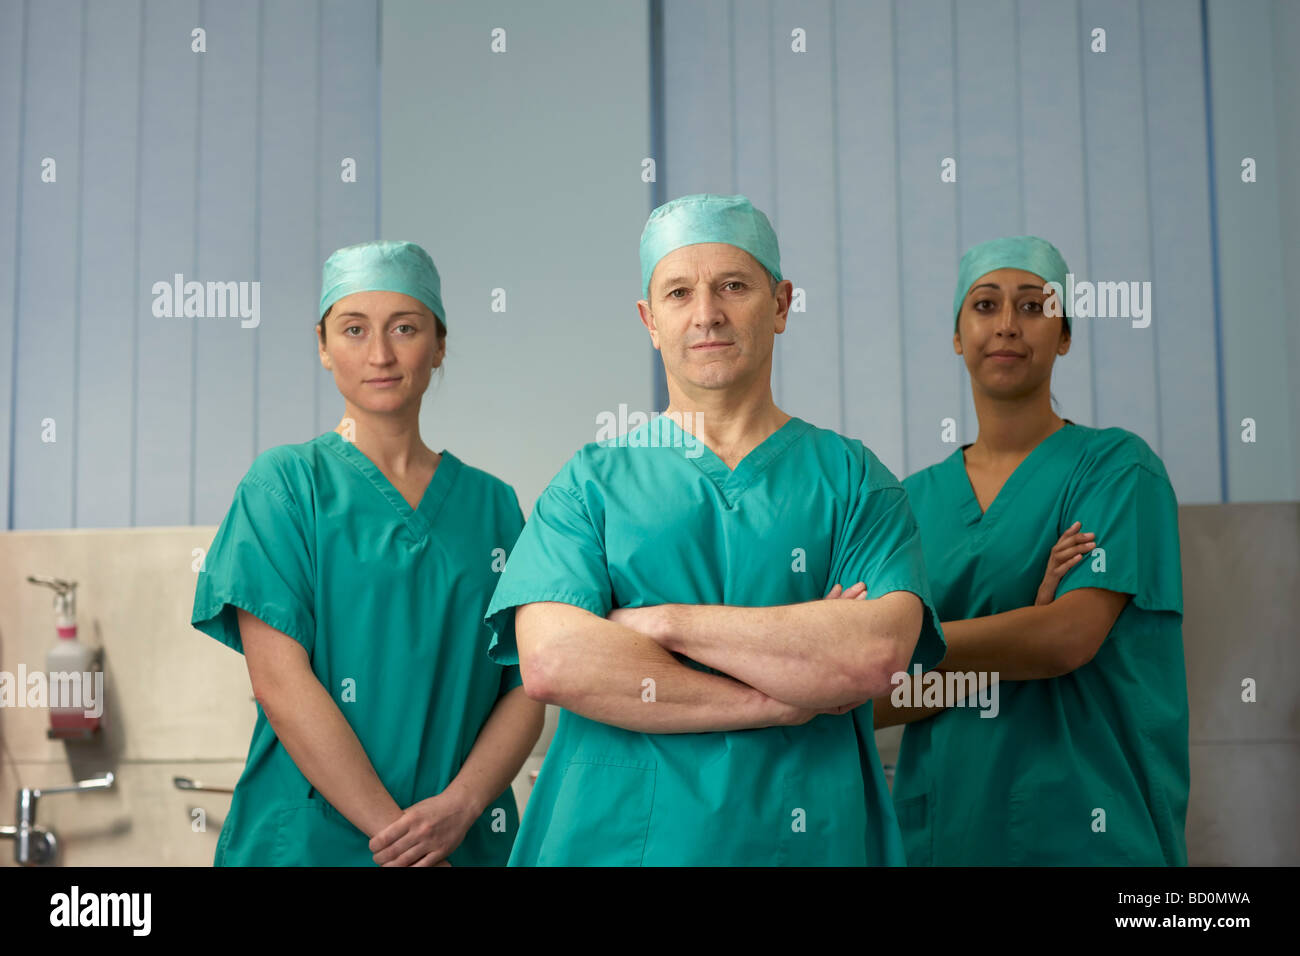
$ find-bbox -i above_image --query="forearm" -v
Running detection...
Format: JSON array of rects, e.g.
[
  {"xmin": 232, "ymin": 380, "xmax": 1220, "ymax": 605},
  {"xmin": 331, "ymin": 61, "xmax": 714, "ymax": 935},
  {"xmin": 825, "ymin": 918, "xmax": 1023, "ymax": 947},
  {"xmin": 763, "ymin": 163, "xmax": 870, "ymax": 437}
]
[
  {"xmin": 438, "ymin": 686, "xmax": 544, "ymax": 819},
  {"xmin": 871, "ymin": 671, "xmax": 978, "ymax": 728},
  {"xmin": 877, "ymin": 601, "xmax": 1096, "ymax": 724},
  {"xmin": 519, "ymin": 604, "xmax": 785, "ymax": 734},
  {"xmin": 258, "ymin": 672, "xmax": 402, "ymax": 838},
  {"xmin": 657, "ymin": 595, "xmax": 918, "ymax": 709},
  {"xmin": 871, "ymin": 696, "xmax": 945, "ymax": 729},
  {"xmin": 936, "ymin": 605, "xmax": 1071, "ymax": 680}
]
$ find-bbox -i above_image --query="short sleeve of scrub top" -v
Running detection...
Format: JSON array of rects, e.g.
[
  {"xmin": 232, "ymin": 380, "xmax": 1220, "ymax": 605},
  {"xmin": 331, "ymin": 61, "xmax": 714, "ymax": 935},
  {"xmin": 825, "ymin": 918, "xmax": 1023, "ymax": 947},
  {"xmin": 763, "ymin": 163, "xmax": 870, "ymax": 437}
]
[
  {"xmin": 484, "ymin": 460, "xmax": 613, "ymax": 667},
  {"xmin": 1054, "ymin": 455, "xmax": 1183, "ymax": 616},
  {"xmin": 827, "ymin": 459, "xmax": 947, "ymax": 673},
  {"xmin": 192, "ymin": 458, "xmax": 316, "ymax": 656},
  {"xmin": 494, "ymin": 488, "xmax": 529, "ymax": 695}
]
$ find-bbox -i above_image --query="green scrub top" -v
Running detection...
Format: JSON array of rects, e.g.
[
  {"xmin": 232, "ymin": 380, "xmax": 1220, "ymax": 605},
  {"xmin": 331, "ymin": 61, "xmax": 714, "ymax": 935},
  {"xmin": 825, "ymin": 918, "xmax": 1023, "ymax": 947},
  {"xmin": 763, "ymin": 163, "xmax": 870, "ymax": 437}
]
[
  {"xmin": 893, "ymin": 422, "xmax": 1189, "ymax": 865},
  {"xmin": 191, "ymin": 432, "xmax": 525, "ymax": 866},
  {"xmin": 484, "ymin": 415, "xmax": 945, "ymax": 866}
]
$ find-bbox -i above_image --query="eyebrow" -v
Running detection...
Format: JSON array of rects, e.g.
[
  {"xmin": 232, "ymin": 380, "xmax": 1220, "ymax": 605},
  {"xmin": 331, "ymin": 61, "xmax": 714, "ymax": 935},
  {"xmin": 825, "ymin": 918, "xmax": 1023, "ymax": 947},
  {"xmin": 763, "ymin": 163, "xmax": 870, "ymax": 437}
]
[
  {"xmin": 658, "ymin": 271, "xmax": 758, "ymax": 291},
  {"xmin": 332, "ymin": 310, "xmax": 427, "ymax": 320},
  {"xmin": 970, "ymin": 283, "xmax": 1048, "ymax": 293}
]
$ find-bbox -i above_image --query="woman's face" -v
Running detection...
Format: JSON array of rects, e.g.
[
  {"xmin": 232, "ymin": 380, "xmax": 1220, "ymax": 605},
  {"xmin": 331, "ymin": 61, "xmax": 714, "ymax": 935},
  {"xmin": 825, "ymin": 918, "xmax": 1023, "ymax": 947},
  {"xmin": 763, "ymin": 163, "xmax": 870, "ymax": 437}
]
[
  {"xmin": 954, "ymin": 267, "xmax": 1069, "ymax": 400},
  {"xmin": 317, "ymin": 289, "xmax": 445, "ymax": 417}
]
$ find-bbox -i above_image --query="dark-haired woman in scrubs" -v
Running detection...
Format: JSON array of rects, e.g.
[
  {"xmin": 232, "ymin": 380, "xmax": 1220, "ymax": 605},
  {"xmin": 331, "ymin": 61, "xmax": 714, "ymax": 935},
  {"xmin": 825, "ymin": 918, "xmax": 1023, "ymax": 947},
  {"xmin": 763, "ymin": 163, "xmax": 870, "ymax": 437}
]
[
  {"xmin": 191, "ymin": 240, "xmax": 544, "ymax": 865},
  {"xmin": 876, "ymin": 236, "xmax": 1189, "ymax": 865}
]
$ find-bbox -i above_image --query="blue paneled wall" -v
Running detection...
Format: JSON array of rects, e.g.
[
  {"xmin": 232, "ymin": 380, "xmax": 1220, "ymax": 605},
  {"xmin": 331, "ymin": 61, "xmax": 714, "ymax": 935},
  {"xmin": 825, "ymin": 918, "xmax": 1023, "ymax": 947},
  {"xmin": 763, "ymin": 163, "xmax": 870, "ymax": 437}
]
[
  {"xmin": 4, "ymin": 0, "xmax": 1298, "ymax": 529},
  {"xmin": 658, "ymin": 0, "xmax": 1300, "ymax": 504},
  {"xmin": 1, "ymin": 0, "xmax": 379, "ymax": 529}
]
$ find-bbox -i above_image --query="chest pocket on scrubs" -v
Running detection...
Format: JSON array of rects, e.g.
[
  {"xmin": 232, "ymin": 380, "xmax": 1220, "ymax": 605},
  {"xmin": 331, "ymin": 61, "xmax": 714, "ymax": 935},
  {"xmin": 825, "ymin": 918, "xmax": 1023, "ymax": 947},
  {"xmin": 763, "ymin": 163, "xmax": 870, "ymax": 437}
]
[{"xmin": 535, "ymin": 756, "xmax": 656, "ymax": 867}]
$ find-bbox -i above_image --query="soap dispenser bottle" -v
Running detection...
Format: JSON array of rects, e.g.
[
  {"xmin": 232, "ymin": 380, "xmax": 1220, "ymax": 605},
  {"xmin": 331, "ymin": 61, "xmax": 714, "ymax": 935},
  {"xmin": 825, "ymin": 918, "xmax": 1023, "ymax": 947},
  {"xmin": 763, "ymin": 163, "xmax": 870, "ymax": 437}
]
[{"xmin": 28, "ymin": 576, "xmax": 102, "ymax": 737}]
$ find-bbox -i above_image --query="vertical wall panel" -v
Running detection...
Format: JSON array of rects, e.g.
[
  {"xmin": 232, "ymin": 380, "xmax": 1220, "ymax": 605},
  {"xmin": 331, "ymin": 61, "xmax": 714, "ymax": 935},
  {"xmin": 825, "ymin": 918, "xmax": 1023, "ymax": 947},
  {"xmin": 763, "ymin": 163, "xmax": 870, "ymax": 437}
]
[
  {"xmin": 1019, "ymin": 0, "xmax": 1095, "ymax": 433},
  {"xmin": 192, "ymin": 0, "xmax": 259, "ymax": 525},
  {"xmin": 1079, "ymin": 0, "xmax": 1160, "ymax": 446},
  {"xmin": 772, "ymin": 0, "xmax": 840, "ymax": 430},
  {"xmin": 256, "ymin": 0, "xmax": 320, "ymax": 456},
  {"xmin": 1208, "ymin": 0, "xmax": 1296, "ymax": 501},
  {"xmin": 834, "ymin": 0, "xmax": 905, "ymax": 473},
  {"xmin": 1141, "ymin": 0, "xmax": 1221, "ymax": 502},
  {"xmin": 0, "ymin": 0, "xmax": 27, "ymax": 530},
  {"xmin": 76, "ymin": 0, "xmax": 142, "ymax": 528},
  {"xmin": 895, "ymin": 0, "xmax": 960, "ymax": 475},
  {"xmin": 1275, "ymin": 0, "xmax": 1300, "ymax": 497},
  {"xmin": 11, "ymin": 0, "xmax": 82, "ymax": 530},
  {"xmin": 732, "ymin": 2, "xmax": 777, "ymax": 216},
  {"xmin": 731, "ymin": 1, "xmax": 782, "ymax": 399},
  {"xmin": 661, "ymin": 1, "xmax": 736, "ymax": 197},
  {"xmin": 132, "ymin": 0, "xmax": 199, "ymax": 527}
]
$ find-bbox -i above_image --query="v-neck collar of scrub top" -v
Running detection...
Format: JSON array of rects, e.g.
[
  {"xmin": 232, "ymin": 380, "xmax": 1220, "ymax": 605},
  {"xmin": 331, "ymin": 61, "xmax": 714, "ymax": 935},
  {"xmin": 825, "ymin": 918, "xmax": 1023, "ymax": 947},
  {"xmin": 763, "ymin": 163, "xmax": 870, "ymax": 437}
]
[
  {"xmin": 320, "ymin": 430, "xmax": 459, "ymax": 541},
  {"xmin": 948, "ymin": 419, "xmax": 1078, "ymax": 530},
  {"xmin": 661, "ymin": 414, "xmax": 814, "ymax": 509}
]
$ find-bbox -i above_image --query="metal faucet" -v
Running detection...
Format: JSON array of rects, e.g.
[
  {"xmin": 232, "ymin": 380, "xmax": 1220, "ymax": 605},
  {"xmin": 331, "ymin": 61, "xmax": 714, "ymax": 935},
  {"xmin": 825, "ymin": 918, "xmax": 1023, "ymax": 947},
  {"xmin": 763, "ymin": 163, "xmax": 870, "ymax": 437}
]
[{"xmin": 0, "ymin": 772, "xmax": 115, "ymax": 865}]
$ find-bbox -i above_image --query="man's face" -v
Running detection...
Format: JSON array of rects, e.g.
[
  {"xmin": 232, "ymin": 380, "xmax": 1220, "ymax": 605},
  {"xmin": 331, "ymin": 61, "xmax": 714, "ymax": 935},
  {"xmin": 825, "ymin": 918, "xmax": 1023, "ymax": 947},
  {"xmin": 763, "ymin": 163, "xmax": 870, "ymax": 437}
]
[{"xmin": 637, "ymin": 243, "xmax": 789, "ymax": 394}]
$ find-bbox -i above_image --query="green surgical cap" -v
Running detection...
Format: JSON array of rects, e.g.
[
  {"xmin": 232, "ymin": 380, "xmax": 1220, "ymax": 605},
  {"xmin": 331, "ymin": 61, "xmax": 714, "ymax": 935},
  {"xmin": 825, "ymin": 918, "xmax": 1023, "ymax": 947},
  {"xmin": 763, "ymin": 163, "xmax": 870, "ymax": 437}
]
[
  {"xmin": 639, "ymin": 193, "xmax": 782, "ymax": 300},
  {"xmin": 319, "ymin": 239, "xmax": 446, "ymax": 327},
  {"xmin": 953, "ymin": 235, "xmax": 1070, "ymax": 332}
]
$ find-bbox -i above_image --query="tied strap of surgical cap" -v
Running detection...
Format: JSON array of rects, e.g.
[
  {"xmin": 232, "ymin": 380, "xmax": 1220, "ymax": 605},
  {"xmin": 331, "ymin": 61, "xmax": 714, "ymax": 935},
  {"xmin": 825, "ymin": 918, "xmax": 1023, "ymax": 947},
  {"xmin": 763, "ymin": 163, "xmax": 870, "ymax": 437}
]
[
  {"xmin": 319, "ymin": 239, "xmax": 446, "ymax": 326},
  {"xmin": 952, "ymin": 235, "xmax": 1070, "ymax": 332},
  {"xmin": 639, "ymin": 193, "xmax": 782, "ymax": 300}
]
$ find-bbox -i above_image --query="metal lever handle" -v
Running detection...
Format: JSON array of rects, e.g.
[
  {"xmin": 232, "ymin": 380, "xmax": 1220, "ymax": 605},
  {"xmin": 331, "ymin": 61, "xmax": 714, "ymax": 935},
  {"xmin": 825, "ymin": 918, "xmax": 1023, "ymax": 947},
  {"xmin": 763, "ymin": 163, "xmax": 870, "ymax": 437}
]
[
  {"xmin": 30, "ymin": 772, "xmax": 114, "ymax": 797},
  {"xmin": 9, "ymin": 774, "xmax": 113, "ymax": 865},
  {"xmin": 173, "ymin": 775, "xmax": 234, "ymax": 794},
  {"xmin": 26, "ymin": 574, "xmax": 76, "ymax": 595}
]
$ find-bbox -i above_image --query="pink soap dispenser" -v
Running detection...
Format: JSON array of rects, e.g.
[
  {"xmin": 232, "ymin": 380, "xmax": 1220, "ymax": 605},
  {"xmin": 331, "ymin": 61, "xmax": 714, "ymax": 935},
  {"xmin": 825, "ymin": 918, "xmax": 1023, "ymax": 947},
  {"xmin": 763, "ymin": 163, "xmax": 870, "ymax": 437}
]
[{"xmin": 27, "ymin": 576, "xmax": 103, "ymax": 739}]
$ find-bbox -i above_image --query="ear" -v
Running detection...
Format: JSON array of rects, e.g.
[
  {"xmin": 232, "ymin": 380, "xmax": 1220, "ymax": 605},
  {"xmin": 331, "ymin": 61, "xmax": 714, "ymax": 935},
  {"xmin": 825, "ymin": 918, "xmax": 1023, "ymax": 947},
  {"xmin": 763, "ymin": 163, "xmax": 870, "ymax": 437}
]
[
  {"xmin": 317, "ymin": 325, "xmax": 332, "ymax": 369},
  {"xmin": 772, "ymin": 280, "xmax": 792, "ymax": 335},
  {"xmin": 952, "ymin": 327, "xmax": 963, "ymax": 355},
  {"xmin": 637, "ymin": 299, "xmax": 661, "ymax": 350}
]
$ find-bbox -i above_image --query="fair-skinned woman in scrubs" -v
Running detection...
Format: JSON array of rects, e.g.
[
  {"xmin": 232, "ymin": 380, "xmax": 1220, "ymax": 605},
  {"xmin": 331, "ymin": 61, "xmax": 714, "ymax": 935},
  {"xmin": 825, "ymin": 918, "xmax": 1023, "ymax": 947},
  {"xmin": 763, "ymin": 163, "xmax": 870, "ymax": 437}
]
[
  {"xmin": 192, "ymin": 240, "xmax": 544, "ymax": 866},
  {"xmin": 875, "ymin": 236, "xmax": 1189, "ymax": 866}
]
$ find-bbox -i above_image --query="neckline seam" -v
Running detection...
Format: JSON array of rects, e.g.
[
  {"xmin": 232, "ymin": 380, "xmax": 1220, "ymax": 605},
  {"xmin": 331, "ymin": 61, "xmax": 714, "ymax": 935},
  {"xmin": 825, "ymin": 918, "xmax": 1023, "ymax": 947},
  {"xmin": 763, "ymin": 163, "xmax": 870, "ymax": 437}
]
[
  {"xmin": 319, "ymin": 432, "xmax": 451, "ymax": 538},
  {"xmin": 682, "ymin": 417, "xmax": 810, "ymax": 505},
  {"xmin": 956, "ymin": 419, "xmax": 1077, "ymax": 461},
  {"xmin": 721, "ymin": 418, "xmax": 811, "ymax": 498},
  {"xmin": 955, "ymin": 423, "xmax": 1078, "ymax": 526}
]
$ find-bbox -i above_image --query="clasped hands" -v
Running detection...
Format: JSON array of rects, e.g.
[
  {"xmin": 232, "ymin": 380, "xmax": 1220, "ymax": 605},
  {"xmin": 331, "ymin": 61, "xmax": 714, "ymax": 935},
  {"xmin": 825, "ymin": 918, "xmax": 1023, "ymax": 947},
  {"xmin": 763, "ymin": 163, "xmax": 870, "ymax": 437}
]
[{"xmin": 368, "ymin": 788, "xmax": 480, "ymax": 867}]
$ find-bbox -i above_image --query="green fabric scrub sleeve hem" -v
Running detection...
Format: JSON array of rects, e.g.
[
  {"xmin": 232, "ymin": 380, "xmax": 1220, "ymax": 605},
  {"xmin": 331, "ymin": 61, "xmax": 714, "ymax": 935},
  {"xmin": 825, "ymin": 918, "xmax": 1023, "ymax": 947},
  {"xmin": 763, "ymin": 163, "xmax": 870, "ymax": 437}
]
[
  {"xmin": 192, "ymin": 595, "xmax": 314, "ymax": 657},
  {"xmin": 828, "ymin": 476, "xmax": 947, "ymax": 674},
  {"xmin": 484, "ymin": 590, "xmax": 611, "ymax": 667},
  {"xmin": 1054, "ymin": 462, "xmax": 1184, "ymax": 616},
  {"xmin": 190, "ymin": 472, "xmax": 316, "ymax": 656},
  {"xmin": 867, "ymin": 582, "xmax": 946, "ymax": 672}
]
